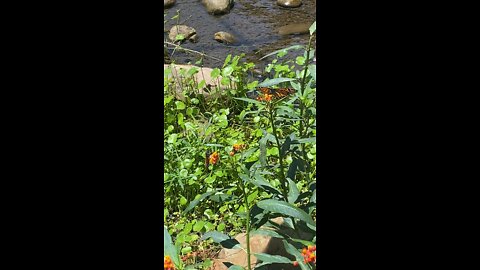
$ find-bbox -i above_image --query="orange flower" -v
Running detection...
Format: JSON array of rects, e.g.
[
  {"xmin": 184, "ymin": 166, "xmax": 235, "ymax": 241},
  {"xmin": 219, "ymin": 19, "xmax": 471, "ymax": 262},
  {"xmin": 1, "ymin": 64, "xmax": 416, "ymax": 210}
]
[
  {"xmin": 301, "ymin": 245, "xmax": 316, "ymax": 264},
  {"xmin": 229, "ymin": 151, "xmax": 235, "ymax": 156},
  {"xmin": 164, "ymin": 255, "xmax": 175, "ymax": 270},
  {"xmin": 209, "ymin": 151, "xmax": 219, "ymax": 165},
  {"xmin": 233, "ymin": 143, "xmax": 246, "ymax": 152}
]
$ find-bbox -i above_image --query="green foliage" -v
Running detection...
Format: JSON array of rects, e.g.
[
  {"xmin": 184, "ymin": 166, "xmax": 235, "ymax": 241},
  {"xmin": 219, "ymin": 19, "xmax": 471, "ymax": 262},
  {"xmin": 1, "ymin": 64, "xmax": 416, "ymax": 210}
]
[{"xmin": 164, "ymin": 21, "xmax": 317, "ymax": 270}]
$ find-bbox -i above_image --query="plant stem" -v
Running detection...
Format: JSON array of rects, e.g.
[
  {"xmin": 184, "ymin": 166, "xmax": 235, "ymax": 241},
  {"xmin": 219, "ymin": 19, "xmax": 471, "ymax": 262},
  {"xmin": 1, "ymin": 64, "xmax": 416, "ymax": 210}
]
[
  {"xmin": 268, "ymin": 106, "xmax": 289, "ymax": 201},
  {"xmin": 298, "ymin": 36, "xmax": 314, "ymax": 176},
  {"xmin": 239, "ymin": 177, "xmax": 252, "ymax": 270}
]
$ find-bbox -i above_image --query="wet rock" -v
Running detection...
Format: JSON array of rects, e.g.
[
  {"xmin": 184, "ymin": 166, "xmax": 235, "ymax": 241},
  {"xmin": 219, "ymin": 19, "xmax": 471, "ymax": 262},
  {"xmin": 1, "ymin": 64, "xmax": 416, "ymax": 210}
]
[
  {"xmin": 168, "ymin": 25, "xmax": 198, "ymax": 43},
  {"xmin": 164, "ymin": 0, "xmax": 176, "ymax": 8},
  {"xmin": 278, "ymin": 23, "xmax": 312, "ymax": 35},
  {"xmin": 214, "ymin": 31, "xmax": 237, "ymax": 44},
  {"xmin": 277, "ymin": 0, "xmax": 302, "ymax": 8},
  {"xmin": 202, "ymin": 0, "xmax": 234, "ymax": 15}
]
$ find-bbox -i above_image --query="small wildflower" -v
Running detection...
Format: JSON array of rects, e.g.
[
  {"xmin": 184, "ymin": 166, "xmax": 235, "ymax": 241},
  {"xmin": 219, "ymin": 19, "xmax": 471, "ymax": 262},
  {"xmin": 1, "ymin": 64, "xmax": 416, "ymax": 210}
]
[
  {"xmin": 229, "ymin": 151, "xmax": 235, "ymax": 156},
  {"xmin": 301, "ymin": 245, "xmax": 316, "ymax": 265},
  {"xmin": 209, "ymin": 151, "xmax": 219, "ymax": 165},
  {"xmin": 233, "ymin": 143, "xmax": 245, "ymax": 152},
  {"xmin": 164, "ymin": 255, "xmax": 175, "ymax": 270}
]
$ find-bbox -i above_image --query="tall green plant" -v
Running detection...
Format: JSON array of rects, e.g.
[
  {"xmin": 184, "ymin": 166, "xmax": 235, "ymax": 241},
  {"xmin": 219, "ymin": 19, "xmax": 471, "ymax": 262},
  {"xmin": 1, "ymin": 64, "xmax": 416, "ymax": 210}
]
[{"xmin": 192, "ymin": 22, "xmax": 317, "ymax": 270}]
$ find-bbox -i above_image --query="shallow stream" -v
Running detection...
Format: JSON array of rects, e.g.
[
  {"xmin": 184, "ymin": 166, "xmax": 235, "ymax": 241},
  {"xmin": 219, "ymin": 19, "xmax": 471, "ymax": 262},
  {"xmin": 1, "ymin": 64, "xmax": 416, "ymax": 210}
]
[{"xmin": 164, "ymin": 0, "xmax": 316, "ymax": 68}]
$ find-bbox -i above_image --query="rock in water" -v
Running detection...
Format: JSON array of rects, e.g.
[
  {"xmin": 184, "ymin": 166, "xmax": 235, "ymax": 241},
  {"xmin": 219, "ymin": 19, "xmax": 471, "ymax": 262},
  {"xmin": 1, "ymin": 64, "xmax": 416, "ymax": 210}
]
[
  {"xmin": 202, "ymin": 0, "xmax": 234, "ymax": 15},
  {"xmin": 164, "ymin": 0, "xmax": 176, "ymax": 9},
  {"xmin": 278, "ymin": 23, "xmax": 312, "ymax": 35},
  {"xmin": 277, "ymin": 0, "xmax": 302, "ymax": 8},
  {"xmin": 214, "ymin": 31, "xmax": 237, "ymax": 44},
  {"xmin": 168, "ymin": 25, "xmax": 198, "ymax": 43}
]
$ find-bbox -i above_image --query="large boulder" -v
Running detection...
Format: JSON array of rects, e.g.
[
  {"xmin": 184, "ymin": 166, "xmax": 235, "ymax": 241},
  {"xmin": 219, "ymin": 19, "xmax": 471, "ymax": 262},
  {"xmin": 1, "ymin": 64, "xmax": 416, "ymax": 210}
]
[
  {"xmin": 211, "ymin": 217, "xmax": 315, "ymax": 270},
  {"xmin": 202, "ymin": 0, "xmax": 234, "ymax": 15}
]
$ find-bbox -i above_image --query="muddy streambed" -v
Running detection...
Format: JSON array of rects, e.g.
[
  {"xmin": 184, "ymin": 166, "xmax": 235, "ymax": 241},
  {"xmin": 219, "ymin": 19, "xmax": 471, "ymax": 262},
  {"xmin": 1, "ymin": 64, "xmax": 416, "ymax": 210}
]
[{"xmin": 164, "ymin": 0, "xmax": 316, "ymax": 68}]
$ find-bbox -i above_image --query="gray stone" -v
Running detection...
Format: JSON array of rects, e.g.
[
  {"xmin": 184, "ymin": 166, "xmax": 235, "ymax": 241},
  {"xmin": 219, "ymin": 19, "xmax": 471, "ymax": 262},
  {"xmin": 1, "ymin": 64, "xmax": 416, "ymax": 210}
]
[
  {"xmin": 278, "ymin": 23, "xmax": 312, "ymax": 35},
  {"xmin": 202, "ymin": 0, "xmax": 234, "ymax": 15},
  {"xmin": 168, "ymin": 25, "xmax": 198, "ymax": 43},
  {"xmin": 214, "ymin": 31, "xmax": 237, "ymax": 44},
  {"xmin": 164, "ymin": 0, "xmax": 176, "ymax": 9},
  {"xmin": 277, "ymin": 0, "xmax": 302, "ymax": 8}
]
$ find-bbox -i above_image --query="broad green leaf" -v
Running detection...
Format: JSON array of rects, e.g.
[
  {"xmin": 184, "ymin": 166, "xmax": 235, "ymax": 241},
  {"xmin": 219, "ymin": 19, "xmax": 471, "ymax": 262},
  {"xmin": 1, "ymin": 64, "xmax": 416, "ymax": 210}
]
[
  {"xmin": 297, "ymin": 137, "xmax": 316, "ymax": 144},
  {"xmin": 164, "ymin": 226, "xmax": 181, "ymax": 267},
  {"xmin": 211, "ymin": 68, "xmax": 221, "ymax": 78},
  {"xmin": 175, "ymin": 101, "xmax": 186, "ymax": 110},
  {"xmin": 183, "ymin": 190, "xmax": 216, "ymax": 214},
  {"xmin": 251, "ymin": 229, "xmax": 284, "ymax": 239},
  {"xmin": 204, "ymin": 222, "xmax": 216, "ymax": 231},
  {"xmin": 281, "ymin": 136, "xmax": 292, "ymax": 157},
  {"xmin": 256, "ymin": 199, "xmax": 315, "ymax": 226},
  {"xmin": 309, "ymin": 21, "xmax": 316, "ymax": 35},
  {"xmin": 183, "ymin": 222, "xmax": 193, "ymax": 234},
  {"xmin": 193, "ymin": 220, "xmax": 205, "ymax": 232},
  {"xmin": 217, "ymin": 223, "xmax": 226, "ymax": 231},
  {"xmin": 257, "ymin": 78, "xmax": 297, "ymax": 88},
  {"xmin": 233, "ymin": 97, "xmax": 264, "ymax": 106},
  {"xmin": 179, "ymin": 195, "xmax": 188, "ymax": 206},
  {"xmin": 181, "ymin": 246, "xmax": 192, "ymax": 254},
  {"xmin": 223, "ymin": 54, "xmax": 232, "ymax": 68},
  {"xmin": 201, "ymin": 231, "xmax": 241, "ymax": 249},
  {"xmin": 287, "ymin": 158, "xmax": 299, "ymax": 182},
  {"xmin": 287, "ymin": 178, "xmax": 300, "ymax": 204},
  {"xmin": 247, "ymin": 190, "xmax": 258, "ymax": 205},
  {"xmin": 253, "ymin": 253, "xmax": 291, "ymax": 266},
  {"xmin": 222, "ymin": 66, "xmax": 234, "ymax": 77},
  {"xmin": 283, "ymin": 240, "xmax": 310, "ymax": 270}
]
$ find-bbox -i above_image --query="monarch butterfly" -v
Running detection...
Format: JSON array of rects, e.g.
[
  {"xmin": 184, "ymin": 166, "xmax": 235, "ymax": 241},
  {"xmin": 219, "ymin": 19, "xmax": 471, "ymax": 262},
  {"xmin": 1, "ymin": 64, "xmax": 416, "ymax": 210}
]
[{"xmin": 247, "ymin": 87, "xmax": 295, "ymax": 101}]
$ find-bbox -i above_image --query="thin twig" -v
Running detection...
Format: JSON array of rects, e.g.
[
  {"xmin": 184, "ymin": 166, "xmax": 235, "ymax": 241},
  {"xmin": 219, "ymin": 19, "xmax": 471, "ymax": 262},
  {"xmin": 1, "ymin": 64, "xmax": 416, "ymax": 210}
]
[{"xmin": 164, "ymin": 41, "xmax": 221, "ymax": 61}]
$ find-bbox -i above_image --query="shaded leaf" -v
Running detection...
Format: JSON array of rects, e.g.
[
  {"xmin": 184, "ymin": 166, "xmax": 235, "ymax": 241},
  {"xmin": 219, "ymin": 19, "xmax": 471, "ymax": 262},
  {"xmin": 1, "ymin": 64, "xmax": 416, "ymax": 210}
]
[
  {"xmin": 257, "ymin": 78, "xmax": 297, "ymax": 88},
  {"xmin": 234, "ymin": 97, "xmax": 264, "ymax": 106},
  {"xmin": 254, "ymin": 253, "xmax": 292, "ymax": 265},
  {"xmin": 164, "ymin": 226, "xmax": 181, "ymax": 267},
  {"xmin": 183, "ymin": 190, "xmax": 216, "ymax": 214},
  {"xmin": 286, "ymin": 159, "xmax": 299, "ymax": 184},
  {"xmin": 297, "ymin": 137, "xmax": 316, "ymax": 144},
  {"xmin": 287, "ymin": 178, "xmax": 299, "ymax": 204},
  {"xmin": 201, "ymin": 231, "xmax": 241, "ymax": 249},
  {"xmin": 257, "ymin": 200, "xmax": 315, "ymax": 226},
  {"xmin": 283, "ymin": 240, "xmax": 310, "ymax": 270},
  {"xmin": 251, "ymin": 229, "xmax": 284, "ymax": 239}
]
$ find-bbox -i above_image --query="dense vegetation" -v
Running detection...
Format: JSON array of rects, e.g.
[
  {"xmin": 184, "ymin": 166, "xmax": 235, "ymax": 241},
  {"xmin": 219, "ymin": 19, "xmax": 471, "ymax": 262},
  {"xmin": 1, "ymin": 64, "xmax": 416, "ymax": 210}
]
[{"xmin": 164, "ymin": 22, "xmax": 317, "ymax": 270}]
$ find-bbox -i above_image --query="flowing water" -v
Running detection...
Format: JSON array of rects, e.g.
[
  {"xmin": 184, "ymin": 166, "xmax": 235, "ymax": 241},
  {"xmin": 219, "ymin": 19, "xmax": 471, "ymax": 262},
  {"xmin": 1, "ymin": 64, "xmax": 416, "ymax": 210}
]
[{"xmin": 164, "ymin": 0, "xmax": 316, "ymax": 68}]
